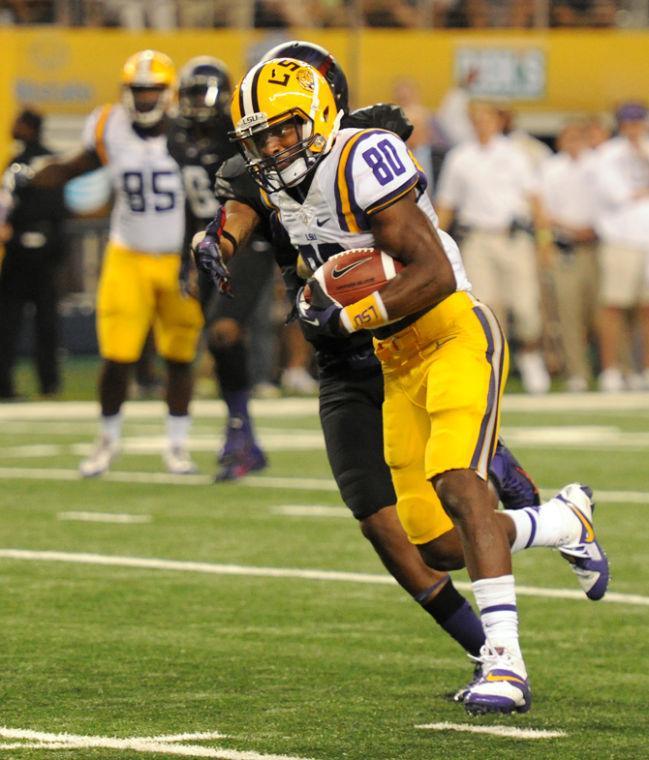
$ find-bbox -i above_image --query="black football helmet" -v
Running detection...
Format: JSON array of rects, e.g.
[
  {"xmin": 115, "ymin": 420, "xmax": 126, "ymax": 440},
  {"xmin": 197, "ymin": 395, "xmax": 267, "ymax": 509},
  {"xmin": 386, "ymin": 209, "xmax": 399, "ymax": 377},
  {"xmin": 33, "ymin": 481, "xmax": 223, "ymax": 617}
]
[
  {"xmin": 178, "ymin": 56, "xmax": 232, "ymax": 123},
  {"xmin": 261, "ymin": 40, "xmax": 349, "ymax": 113}
]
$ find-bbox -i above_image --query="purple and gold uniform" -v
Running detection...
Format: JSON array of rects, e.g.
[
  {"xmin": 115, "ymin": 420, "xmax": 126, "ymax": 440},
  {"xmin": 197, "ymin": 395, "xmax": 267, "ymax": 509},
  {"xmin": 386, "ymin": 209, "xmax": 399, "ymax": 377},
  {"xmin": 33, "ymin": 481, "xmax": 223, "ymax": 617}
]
[
  {"xmin": 82, "ymin": 103, "xmax": 203, "ymax": 363},
  {"xmin": 260, "ymin": 125, "xmax": 507, "ymax": 544}
]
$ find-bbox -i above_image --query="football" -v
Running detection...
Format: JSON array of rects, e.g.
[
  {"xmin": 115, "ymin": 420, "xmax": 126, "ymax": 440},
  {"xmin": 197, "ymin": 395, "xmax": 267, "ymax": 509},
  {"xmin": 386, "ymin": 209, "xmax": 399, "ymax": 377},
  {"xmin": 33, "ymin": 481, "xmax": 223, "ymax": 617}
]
[{"xmin": 308, "ymin": 248, "xmax": 404, "ymax": 307}]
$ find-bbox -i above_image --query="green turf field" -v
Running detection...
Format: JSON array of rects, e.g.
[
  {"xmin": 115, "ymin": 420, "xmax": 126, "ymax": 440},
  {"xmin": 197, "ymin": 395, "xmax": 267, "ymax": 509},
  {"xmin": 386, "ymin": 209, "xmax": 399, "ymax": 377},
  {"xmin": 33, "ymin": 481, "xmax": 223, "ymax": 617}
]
[{"xmin": 1, "ymin": 389, "xmax": 648, "ymax": 759}]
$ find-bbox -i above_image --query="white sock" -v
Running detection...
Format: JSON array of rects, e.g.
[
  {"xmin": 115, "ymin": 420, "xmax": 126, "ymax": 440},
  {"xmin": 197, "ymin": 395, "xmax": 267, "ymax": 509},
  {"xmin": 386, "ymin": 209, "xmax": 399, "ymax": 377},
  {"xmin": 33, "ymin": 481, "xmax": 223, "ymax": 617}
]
[
  {"xmin": 166, "ymin": 414, "xmax": 191, "ymax": 449},
  {"xmin": 472, "ymin": 574, "xmax": 523, "ymax": 665},
  {"xmin": 100, "ymin": 413, "xmax": 122, "ymax": 444},
  {"xmin": 506, "ymin": 498, "xmax": 582, "ymax": 553}
]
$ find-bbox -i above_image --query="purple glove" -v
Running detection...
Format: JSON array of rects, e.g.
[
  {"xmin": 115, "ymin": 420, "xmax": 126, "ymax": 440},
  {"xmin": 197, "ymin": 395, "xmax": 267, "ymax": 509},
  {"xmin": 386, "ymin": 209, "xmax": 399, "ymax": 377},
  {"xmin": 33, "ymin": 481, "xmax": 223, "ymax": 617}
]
[
  {"xmin": 296, "ymin": 279, "xmax": 344, "ymax": 337},
  {"xmin": 192, "ymin": 206, "xmax": 232, "ymax": 297}
]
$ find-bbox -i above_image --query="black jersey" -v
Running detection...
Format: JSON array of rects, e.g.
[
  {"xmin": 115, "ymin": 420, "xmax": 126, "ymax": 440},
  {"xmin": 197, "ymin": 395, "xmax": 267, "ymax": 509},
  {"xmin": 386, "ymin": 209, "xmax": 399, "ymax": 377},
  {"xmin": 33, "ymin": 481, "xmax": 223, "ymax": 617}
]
[
  {"xmin": 213, "ymin": 103, "xmax": 414, "ymax": 374},
  {"xmin": 167, "ymin": 115, "xmax": 238, "ymax": 241},
  {"xmin": 6, "ymin": 142, "xmax": 65, "ymax": 259}
]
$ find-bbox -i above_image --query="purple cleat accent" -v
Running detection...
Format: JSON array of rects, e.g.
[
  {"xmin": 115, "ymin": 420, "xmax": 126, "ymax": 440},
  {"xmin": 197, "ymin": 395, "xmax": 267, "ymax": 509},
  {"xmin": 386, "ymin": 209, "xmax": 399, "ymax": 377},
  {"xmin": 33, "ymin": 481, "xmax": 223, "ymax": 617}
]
[
  {"xmin": 489, "ymin": 439, "xmax": 541, "ymax": 510},
  {"xmin": 215, "ymin": 443, "xmax": 267, "ymax": 482},
  {"xmin": 464, "ymin": 645, "xmax": 531, "ymax": 716},
  {"xmin": 557, "ymin": 484, "xmax": 610, "ymax": 601},
  {"xmin": 218, "ymin": 417, "xmax": 247, "ymax": 464}
]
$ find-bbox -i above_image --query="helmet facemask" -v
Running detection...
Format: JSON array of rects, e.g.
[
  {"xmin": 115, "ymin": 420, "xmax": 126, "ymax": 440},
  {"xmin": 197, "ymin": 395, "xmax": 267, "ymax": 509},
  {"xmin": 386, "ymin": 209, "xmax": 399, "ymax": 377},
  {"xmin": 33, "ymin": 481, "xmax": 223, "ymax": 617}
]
[
  {"xmin": 122, "ymin": 84, "xmax": 173, "ymax": 128},
  {"xmin": 235, "ymin": 111, "xmax": 319, "ymax": 191}
]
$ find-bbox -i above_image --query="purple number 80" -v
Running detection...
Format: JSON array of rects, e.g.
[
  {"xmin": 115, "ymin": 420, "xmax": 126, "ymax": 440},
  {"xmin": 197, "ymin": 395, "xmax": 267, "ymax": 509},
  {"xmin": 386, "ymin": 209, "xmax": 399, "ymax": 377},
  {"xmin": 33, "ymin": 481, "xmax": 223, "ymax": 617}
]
[{"xmin": 361, "ymin": 139, "xmax": 407, "ymax": 186}]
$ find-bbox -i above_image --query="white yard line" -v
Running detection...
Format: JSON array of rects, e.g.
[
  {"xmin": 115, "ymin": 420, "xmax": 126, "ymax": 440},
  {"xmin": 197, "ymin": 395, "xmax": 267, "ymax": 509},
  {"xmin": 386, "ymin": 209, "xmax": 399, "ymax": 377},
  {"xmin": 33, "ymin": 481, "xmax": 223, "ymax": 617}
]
[
  {"xmin": 415, "ymin": 722, "xmax": 566, "ymax": 739},
  {"xmin": 0, "ymin": 466, "xmax": 645, "ymax": 505},
  {"xmin": 0, "ymin": 549, "xmax": 647, "ymax": 607},
  {"xmin": 0, "ymin": 392, "xmax": 647, "ymax": 422},
  {"xmin": 271, "ymin": 506, "xmax": 350, "ymax": 518},
  {"xmin": 0, "ymin": 467, "xmax": 339, "ymax": 489},
  {"xmin": 58, "ymin": 512, "xmax": 152, "ymax": 524},
  {"xmin": 502, "ymin": 391, "xmax": 649, "ymax": 412},
  {"xmin": 0, "ymin": 727, "xmax": 312, "ymax": 760},
  {"xmin": 0, "ymin": 398, "xmax": 319, "ymax": 421},
  {"xmin": 149, "ymin": 733, "xmax": 227, "ymax": 742}
]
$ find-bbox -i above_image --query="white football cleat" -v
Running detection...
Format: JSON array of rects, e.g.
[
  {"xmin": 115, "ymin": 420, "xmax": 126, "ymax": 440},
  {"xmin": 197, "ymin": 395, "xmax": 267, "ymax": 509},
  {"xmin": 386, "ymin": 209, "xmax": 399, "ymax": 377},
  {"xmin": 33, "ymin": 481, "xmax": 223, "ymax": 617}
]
[
  {"xmin": 556, "ymin": 484, "xmax": 610, "ymax": 601},
  {"xmin": 464, "ymin": 644, "xmax": 531, "ymax": 715},
  {"xmin": 163, "ymin": 445, "xmax": 198, "ymax": 475},
  {"xmin": 79, "ymin": 435, "xmax": 119, "ymax": 478}
]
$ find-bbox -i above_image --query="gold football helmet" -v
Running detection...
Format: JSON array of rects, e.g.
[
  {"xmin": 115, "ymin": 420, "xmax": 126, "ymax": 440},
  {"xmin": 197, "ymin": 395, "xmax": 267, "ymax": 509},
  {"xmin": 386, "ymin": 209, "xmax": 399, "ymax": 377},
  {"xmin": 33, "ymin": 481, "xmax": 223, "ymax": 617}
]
[
  {"xmin": 230, "ymin": 58, "xmax": 342, "ymax": 192},
  {"xmin": 121, "ymin": 50, "xmax": 176, "ymax": 128}
]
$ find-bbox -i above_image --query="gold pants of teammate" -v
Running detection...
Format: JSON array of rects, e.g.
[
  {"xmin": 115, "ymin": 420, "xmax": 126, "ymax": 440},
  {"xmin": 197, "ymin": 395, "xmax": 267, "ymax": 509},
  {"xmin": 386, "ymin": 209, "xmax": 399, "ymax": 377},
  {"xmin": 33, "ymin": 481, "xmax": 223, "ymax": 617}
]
[{"xmin": 97, "ymin": 241, "xmax": 203, "ymax": 363}]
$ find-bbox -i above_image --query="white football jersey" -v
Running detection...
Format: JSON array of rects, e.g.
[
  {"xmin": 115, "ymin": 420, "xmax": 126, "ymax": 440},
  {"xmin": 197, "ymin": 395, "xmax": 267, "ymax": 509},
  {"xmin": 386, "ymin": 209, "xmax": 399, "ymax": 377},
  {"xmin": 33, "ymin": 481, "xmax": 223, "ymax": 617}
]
[
  {"xmin": 83, "ymin": 104, "xmax": 185, "ymax": 253},
  {"xmin": 264, "ymin": 128, "xmax": 471, "ymax": 294}
]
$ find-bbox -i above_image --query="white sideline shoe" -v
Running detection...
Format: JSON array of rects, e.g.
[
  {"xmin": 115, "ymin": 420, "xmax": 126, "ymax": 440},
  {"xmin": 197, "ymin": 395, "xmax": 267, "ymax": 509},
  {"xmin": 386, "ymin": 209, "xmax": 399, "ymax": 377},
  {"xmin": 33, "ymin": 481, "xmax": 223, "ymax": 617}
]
[
  {"xmin": 517, "ymin": 351, "xmax": 550, "ymax": 395},
  {"xmin": 598, "ymin": 367, "xmax": 624, "ymax": 393}
]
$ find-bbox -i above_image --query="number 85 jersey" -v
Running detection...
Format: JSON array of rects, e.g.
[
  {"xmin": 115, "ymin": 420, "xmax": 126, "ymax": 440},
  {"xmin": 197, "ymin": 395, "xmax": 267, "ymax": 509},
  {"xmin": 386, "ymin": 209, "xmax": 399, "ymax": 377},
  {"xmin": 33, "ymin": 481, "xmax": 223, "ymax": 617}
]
[
  {"xmin": 266, "ymin": 127, "xmax": 470, "ymax": 293},
  {"xmin": 83, "ymin": 103, "xmax": 185, "ymax": 254}
]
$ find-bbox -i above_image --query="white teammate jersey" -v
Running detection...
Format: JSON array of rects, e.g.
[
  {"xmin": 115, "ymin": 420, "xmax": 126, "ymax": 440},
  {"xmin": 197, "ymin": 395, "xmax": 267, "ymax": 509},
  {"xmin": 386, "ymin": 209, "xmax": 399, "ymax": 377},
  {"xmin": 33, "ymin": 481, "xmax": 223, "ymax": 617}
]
[
  {"xmin": 82, "ymin": 104, "xmax": 185, "ymax": 253},
  {"xmin": 263, "ymin": 128, "xmax": 471, "ymax": 294}
]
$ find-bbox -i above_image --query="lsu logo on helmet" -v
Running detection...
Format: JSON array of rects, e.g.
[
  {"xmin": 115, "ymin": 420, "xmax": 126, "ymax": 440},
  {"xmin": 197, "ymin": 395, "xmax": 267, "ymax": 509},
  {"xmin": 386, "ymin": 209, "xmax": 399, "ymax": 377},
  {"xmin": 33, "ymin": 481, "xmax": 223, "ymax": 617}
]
[{"xmin": 230, "ymin": 58, "xmax": 342, "ymax": 192}]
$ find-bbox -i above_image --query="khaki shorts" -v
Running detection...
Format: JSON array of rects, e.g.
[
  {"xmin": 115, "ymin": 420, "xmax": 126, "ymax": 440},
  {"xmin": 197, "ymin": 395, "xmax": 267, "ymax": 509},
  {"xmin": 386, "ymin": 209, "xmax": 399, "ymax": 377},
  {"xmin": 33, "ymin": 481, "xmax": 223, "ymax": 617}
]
[
  {"xmin": 462, "ymin": 230, "xmax": 542, "ymax": 343},
  {"xmin": 599, "ymin": 243, "xmax": 649, "ymax": 308}
]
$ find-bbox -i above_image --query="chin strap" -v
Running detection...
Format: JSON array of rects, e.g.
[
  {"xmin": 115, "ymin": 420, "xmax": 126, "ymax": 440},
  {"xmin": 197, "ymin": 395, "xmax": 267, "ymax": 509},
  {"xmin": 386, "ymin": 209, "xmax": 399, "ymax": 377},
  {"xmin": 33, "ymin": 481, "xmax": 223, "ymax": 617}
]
[{"xmin": 324, "ymin": 109, "xmax": 344, "ymax": 154}]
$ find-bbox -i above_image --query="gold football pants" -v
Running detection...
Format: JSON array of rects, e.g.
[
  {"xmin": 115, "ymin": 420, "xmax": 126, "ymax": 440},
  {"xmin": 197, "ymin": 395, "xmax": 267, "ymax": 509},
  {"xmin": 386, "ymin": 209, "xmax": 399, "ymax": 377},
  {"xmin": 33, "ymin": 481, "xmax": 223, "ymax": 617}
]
[
  {"xmin": 97, "ymin": 241, "xmax": 203, "ymax": 363},
  {"xmin": 375, "ymin": 291, "xmax": 509, "ymax": 545}
]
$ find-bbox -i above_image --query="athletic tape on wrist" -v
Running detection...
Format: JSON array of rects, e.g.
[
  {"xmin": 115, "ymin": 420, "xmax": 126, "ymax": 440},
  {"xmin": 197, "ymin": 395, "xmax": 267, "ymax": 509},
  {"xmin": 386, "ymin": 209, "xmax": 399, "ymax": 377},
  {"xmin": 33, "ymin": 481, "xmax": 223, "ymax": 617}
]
[{"xmin": 340, "ymin": 291, "xmax": 389, "ymax": 333}]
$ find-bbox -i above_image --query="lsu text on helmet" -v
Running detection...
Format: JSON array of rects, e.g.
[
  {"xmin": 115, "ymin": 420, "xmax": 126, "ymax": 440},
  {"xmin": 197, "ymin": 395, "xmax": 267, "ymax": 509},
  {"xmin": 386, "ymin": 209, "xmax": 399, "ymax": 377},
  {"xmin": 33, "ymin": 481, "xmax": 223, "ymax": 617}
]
[
  {"xmin": 230, "ymin": 58, "xmax": 341, "ymax": 192},
  {"xmin": 178, "ymin": 56, "xmax": 232, "ymax": 123},
  {"xmin": 121, "ymin": 50, "xmax": 176, "ymax": 128},
  {"xmin": 260, "ymin": 40, "xmax": 349, "ymax": 113}
]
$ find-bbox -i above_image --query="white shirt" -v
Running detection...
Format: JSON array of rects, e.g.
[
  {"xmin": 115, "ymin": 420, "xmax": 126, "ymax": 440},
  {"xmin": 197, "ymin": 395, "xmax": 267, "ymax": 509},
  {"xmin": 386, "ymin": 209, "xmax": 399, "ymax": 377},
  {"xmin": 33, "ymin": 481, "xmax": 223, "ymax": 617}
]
[
  {"xmin": 436, "ymin": 134, "xmax": 538, "ymax": 231},
  {"xmin": 591, "ymin": 136, "xmax": 649, "ymax": 249},
  {"xmin": 266, "ymin": 127, "xmax": 471, "ymax": 294},
  {"xmin": 83, "ymin": 104, "xmax": 185, "ymax": 253},
  {"xmin": 539, "ymin": 150, "xmax": 597, "ymax": 229}
]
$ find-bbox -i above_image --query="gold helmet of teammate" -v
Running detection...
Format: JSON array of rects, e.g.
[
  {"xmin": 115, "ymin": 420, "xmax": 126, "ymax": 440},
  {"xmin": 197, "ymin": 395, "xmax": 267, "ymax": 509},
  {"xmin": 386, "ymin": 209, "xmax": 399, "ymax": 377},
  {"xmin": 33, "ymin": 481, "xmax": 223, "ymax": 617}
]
[
  {"xmin": 230, "ymin": 58, "xmax": 342, "ymax": 192},
  {"xmin": 121, "ymin": 50, "xmax": 176, "ymax": 128}
]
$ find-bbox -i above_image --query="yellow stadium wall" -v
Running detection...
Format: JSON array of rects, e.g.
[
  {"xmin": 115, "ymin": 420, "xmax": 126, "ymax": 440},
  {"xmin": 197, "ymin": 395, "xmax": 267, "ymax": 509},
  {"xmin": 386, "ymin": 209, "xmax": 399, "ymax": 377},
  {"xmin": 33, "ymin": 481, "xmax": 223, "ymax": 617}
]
[{"xmin": 1, "ymin": 28, "xmax": 649, "ymax": 165}]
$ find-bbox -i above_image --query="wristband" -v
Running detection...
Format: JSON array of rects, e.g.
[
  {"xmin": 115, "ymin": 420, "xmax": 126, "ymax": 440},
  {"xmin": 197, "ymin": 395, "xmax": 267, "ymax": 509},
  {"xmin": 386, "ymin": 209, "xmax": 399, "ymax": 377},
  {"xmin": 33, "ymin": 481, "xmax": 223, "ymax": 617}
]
[{"xmin": 340, "ymin": 291, "xmax": 389, "ymax": 333}]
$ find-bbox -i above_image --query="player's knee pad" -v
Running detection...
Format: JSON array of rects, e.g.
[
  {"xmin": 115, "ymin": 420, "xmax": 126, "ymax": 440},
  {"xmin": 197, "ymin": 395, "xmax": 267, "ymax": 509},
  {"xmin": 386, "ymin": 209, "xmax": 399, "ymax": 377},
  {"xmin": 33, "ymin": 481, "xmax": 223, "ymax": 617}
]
[{"xmin": 396, "ymin": 494, "xmax": 449, "ymax": 546}]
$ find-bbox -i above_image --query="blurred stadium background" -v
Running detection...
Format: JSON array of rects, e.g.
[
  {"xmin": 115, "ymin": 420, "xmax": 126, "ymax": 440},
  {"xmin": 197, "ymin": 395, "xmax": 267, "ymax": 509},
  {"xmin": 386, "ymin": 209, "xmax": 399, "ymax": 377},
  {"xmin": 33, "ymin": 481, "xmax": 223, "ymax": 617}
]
[
  {"xmin": 2, "ymin": 0, "xmax": 649, "ymax": 366},
  {"xmin": 1, "ymin": 4, "xmax": 649, "ymax": 759}
]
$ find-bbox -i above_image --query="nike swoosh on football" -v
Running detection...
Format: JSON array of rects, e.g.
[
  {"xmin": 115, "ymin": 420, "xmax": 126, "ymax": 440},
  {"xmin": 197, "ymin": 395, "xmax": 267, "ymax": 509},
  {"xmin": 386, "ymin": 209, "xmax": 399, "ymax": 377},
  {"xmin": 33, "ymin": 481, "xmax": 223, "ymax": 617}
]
[
  {"xmin": 316, "ymin": 217, "xmax": 331, "ymax": 227},
  {"xmin": 331, "ymin": 257, "xmax": 374, "ymax": 279}
]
